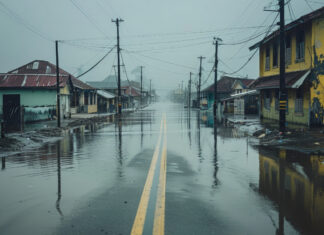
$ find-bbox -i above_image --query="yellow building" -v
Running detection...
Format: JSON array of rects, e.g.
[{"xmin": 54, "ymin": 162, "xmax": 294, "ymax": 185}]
[{"xmin": 250, "ymin": 7, "xmax": 324, "ymax": 126}]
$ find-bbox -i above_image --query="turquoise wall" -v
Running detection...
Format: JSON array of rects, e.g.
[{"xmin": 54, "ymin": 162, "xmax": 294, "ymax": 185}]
[{"xmin": 0, "ymin": 89, "xmax": 57, "ymax": 122}]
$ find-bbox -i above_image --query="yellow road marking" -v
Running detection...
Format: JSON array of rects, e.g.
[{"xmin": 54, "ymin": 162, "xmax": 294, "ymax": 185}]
[
  {"xmin": 130, "ymin": 117, "xmax": 164, "ymax": 235},
  {"xmin": 153, "ymin": 115, "xmax": 167, "ymax": 235}
]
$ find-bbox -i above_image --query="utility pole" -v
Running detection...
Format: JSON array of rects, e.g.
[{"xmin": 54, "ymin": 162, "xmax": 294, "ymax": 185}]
[
  {"xmin": 149, "ymin": 79, "xmax": 152, "ymax": 104},
  {"xmin": 188, "ymin": 72, "xmax": 192, "ymax": 109},
  {"xmin": 197, "ymin": 56, "xmax": 205, "ymax": 109},
  {"xmin": 140, "ymin": 66, "xmax": 144, "ymax": 107},
  {"xmin": 112, "ymin": 18, "xmax": 124, "ymax": 115},
  {"xmin": 279, "ymin": 0, "xmax": 286, "ymax": 132},
  {"xmin": 55, "ymin": 40, "xmax": 61, "ymax": 128},
  {"xmin": 213, "ymin": 37, "xmax": 222, "ymax": 120}
]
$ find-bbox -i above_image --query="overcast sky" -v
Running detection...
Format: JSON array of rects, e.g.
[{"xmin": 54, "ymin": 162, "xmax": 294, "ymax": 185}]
[{"xmin": 0, "ymin": 0, "xmax": 323, "ymax": 95}]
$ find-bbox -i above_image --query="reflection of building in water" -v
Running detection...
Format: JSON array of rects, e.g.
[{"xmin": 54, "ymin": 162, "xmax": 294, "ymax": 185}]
[{"xmin": 259, "ymin": 147, "xmax": 324, "ymax": 234}]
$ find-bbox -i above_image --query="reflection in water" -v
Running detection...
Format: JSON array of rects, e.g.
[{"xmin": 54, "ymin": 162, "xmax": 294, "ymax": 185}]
[
  {"xmin": 187, "ymin": 110, "xmax": 192, "ymax": 147},
  {"xmin": 117, "ymin": 117, "xmax": 123, "ymax": 178},
  {"xmin": 196, "ymin": 110, "xmax": 202, "ymax": 162},
  {"xmin": 213, "ymin": 124, "xmax": 219, "ymax": 187},
  {"xmin": 56, "ymin": 142, "xmax": 63, "ymax": 217},
  {"xmin": 259, "ymin": 147, "xmax": 324, "ymax": 234},
  {"xmin": 1, "ymin": 157, "xmax": 5, "ymax": 170},
  {"xmin": 141, "ymin": 112, "xmax": 144, "ymax": 149}
]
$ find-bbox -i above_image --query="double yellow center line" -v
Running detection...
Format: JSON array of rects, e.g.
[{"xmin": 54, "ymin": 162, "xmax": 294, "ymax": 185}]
[{"xmin": 131, "ymin": 114, "xmax": 167, "ymax": 235}]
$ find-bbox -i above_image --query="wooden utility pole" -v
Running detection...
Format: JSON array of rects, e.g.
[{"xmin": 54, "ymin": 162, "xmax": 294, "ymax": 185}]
[
  {"xmin": 149, "ymin": 79, "xmax": 152, "ymax": 104},
  {"xmin": 140, "ymin": 66, "xmax": 144, "ymax": 107},
  {"xmin": 279, "ymin": 0, "xmax": 286, "ymax": 132},
  {"xmin": 55, "ymin": 40, "xmax": 61, "ymax": 128},
  {"xmin": 197, "ymin": 56, "xmax": 205, "ymax": 109},
  {"xmin": 213, "ymin": 37, "xmax": 221, "ymax": 120},
  {"xmin": 112, "ymin": 18, "xmax": 124, "ymax": 115},
  {"xmin": 188, "ymin": 72, "xmax": 192, "ymax": 109}
]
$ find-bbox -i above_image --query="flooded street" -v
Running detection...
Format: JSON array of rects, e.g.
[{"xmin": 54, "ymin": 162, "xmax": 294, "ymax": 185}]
[{"xmin": 1, "ymin": 102, "xmax": 324, "ymax": 235}]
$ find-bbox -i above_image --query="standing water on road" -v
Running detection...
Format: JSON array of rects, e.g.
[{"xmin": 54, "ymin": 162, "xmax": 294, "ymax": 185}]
[{"xmin": 0, "ymin": 103, "xmax": 323, "ymax": 234}]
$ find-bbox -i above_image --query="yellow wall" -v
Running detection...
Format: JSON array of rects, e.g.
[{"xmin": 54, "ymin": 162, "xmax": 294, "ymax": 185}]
[
  {"xmin": 261, "ymin": 86, "xmax": 310, "ymax": 125},
  {"xmin": 260, "ymin": 22, "xmax": 313, "ymax": 77},
  {"xmin": 87, "ymin": 104, "xmax": 97, "ymax": 113},
  {"xmin": 310, "ymin": 18, "xmax": 324, "ymax": 116},
  {"xmin": 59, "ymin": 85, "xmax": 70, "ymax": 95}
]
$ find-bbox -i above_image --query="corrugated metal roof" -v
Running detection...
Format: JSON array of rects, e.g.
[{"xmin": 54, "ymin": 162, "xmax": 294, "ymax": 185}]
[
  {"xmin": 0, "ymin": 74, "xmax": 68, "ymax": 88},
  {"xmin": 0, "ymin": 60, "xmax": 96, "ymax": 90},
  {"xmin": 249, "ymin": 70, "xmax": 310, "ymax": 90},
  {"xmin": 97, "ymin": 90, "xmax": 116, "ymax": 99}
]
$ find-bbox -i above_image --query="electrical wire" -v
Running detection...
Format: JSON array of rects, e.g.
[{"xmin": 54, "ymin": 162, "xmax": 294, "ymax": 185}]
[
  {"xmin": 303, "ymin": 0, "xmax": 314, "ymax": 10},
  {"xmin": 0, "ymin": 1, "xmax": 52, "ymax": 41},
  {"xmin": 223, "ymin": 12, "xmax": 280, "ymax": 76},
  {"xmin": 69, "ymin": 0, "xmax": 108, "ymax": 37},
  {"xmin": 76, "ymin": 46, "xmax": 116, "ymax": 78}
]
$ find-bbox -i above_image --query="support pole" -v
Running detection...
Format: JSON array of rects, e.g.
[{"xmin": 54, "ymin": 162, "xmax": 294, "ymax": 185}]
[
  {"xmin": 140, "ymin": 66, "xmax": 144, "ymax": 107},
  {"xmin": 213, "ymin": 38, "xmax": 220, "ymax": 120},
  {"xmin": 197, "ymin": 56, "xmax": 205, "ymax": 109},
  {"xmin": 279, "ymin": 0, "xmax": 286, "ymax": 132},
  {"xmin": 189, "ymin": 72, "xmax": 192, "ymax": 109},
  {"xmin": 55, "ymin": 40, "xmax": 61, "ymax": 128},
  {"xmin": 112, "ymin": 18, "xmax": 124, "ymax": 115}
]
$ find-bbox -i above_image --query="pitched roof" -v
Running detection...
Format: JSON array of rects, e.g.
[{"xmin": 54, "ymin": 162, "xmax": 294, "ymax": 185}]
[
  {"xmin": 202, "ymin": 76, "xmax": 255, "ymax": 93},
  {"xmin": 249, "ymin": 70, "xmax": 311, "ymax": 90},
  {"xmin": 1, "ymin": 60, "xmax": 95, "ymax": 90},
  {"xmin": 250, "ymin": 6, "xmax": 324, "ymax": 50},
  {"xmin": 0, "ymin": 74, "xmax": 69, "ymax": 89}
]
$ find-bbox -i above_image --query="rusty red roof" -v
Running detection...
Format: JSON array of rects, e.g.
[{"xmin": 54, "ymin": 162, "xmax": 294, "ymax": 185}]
[
  {"xmin": 249, "ymin": 70, "xmax": 310, "ymax": 89},
  {"xmin": 1, "ymin": 60, "xmax": 96, "ymax": 90},
  {"xmin": 0, "ymin": 74, "xmax": 69, "ymax": 89}
]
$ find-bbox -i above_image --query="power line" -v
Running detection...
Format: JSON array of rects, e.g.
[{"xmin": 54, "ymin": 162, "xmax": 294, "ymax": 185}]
[
  {"xmin": 76, "ymin": 46, "xmax": 116, "ymax": 78},
  {"xmin": 69, "ymin": 0, "xmax": 108, "ymax": 37},
  {"xmin": 0, "ymin": 1, "xmax": 52, "ymax": 41},
  {"xmin": 303, "ymin": 0, "xmax": 314, "ymax": 10},
  {"xmin": 125, "ymin": 50, "xmax": 196, "ymax": 70},
  {"xmin": 223, "ymin": 12, "xmax": 280, "ymax": 76}
]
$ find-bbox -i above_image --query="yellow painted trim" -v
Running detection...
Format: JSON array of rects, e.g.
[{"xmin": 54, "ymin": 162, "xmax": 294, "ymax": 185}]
[
  {"xmin": 130, "ymin": 117, "xmax": 164, "ymax": 235},
  {"xmin": 153, "ymin": 114, "xmax": 167, "ymax": 235}
]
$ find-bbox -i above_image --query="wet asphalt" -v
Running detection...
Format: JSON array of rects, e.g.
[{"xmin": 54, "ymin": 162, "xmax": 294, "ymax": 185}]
[{"xmin": 0, "ymin": 102, "xmax": 323, "ymax": 235}]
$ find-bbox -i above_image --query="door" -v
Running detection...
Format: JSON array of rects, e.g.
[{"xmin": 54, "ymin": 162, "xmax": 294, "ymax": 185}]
[{"xmin": 3, "ymin": 94, "xmax": 21, "ymax": 132}]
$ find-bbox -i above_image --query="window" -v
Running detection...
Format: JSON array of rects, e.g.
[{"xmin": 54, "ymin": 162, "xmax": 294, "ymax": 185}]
[
  {"xmin": 273, "ymin": 41, "xmax": 278, "ymax": 67},
  {"xmin": 264, "ymin": 90, "xmax": 271, "ymax": 110},
  {"xmin": 32, "ymin": 62, "xmax": 39, "ymax": 69},
  {"xmin": 285, "ymin": 35, "xmax": 292, "ymax": 65},
  {"xmin": 26, "ymin": 63, "xmax": 33, "ymax": 69},
  {"xmin": 296, "ymin": 31, "xmax": 305, "ymax": 61},
  {"xmin": 295, "ymin": 89, "xmax": 303, "ymax": 113},
  {"xmin": 265, "ymin": 46, "xmax": 270, "ymax": 71},
  {"xmin": 45, "ymin": 66, "xmax": 51, "ymax": 74}
]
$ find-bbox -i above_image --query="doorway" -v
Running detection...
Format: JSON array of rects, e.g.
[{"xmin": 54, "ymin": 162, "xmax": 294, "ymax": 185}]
[{"xmin": 3, "ymin": 94, "xmax": 21, "ymax": 132}]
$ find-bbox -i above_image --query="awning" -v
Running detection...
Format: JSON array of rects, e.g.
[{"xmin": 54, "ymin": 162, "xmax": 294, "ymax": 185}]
[
  {"xmin": 222, "ymin": 90, "xmax": 259, "ymax": 101},
  {"xmin": 249, "ymin": 70, "xmax": 311, "ymax": 90},
  {"xmin": 97, "ymin": 90, "xmax": 115, "ymax": 99}
]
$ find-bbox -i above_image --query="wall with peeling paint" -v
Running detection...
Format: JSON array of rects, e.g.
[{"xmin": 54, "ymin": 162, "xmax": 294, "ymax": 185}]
[{"xmin": 1, "ymin": 89, "xmax": 56, "ymax": 122}]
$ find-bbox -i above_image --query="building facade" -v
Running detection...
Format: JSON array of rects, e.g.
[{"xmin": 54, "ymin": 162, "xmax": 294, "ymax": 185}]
[{"xmin": 250, "ymin": 7, "xmax": 324, "ymax": 126}]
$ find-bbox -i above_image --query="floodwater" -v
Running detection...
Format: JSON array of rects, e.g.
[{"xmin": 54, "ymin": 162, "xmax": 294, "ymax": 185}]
[{"xmin": 0, "ymin": 102, "xmax": 323, "ymax": 235}]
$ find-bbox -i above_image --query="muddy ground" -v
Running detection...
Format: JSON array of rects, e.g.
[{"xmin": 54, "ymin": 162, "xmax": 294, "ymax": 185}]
[{"xmin": 0, "ymin": 114, "xmax": 117, "ymax": 157}]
